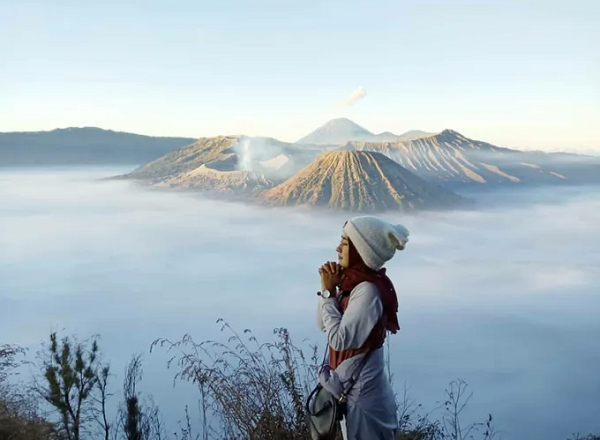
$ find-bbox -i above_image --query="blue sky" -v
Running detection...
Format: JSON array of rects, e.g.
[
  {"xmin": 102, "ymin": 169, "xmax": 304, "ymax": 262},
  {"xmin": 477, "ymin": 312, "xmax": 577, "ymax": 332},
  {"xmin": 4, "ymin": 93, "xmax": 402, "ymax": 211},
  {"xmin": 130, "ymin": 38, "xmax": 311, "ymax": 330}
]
[{"xmin": 1, "ymin": 0, "xmax": 598, "ymax": 151}]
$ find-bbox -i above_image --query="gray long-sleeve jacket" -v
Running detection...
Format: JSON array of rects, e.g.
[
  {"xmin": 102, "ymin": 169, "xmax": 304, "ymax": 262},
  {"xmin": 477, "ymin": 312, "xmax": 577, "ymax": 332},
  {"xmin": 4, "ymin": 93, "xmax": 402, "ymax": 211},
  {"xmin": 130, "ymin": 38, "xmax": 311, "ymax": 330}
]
[{"xmin": 316, "ymin": 281, "xmax": 398, "ymax": 440}]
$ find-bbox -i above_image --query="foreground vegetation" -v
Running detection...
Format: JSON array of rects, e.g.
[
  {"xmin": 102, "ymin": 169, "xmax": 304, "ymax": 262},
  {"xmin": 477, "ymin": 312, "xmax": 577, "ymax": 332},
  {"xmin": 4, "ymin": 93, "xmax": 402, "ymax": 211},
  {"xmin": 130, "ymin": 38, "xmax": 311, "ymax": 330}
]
[{"xmin": 1, "ymin": 322, "xmax": 598, "ymax": 440}]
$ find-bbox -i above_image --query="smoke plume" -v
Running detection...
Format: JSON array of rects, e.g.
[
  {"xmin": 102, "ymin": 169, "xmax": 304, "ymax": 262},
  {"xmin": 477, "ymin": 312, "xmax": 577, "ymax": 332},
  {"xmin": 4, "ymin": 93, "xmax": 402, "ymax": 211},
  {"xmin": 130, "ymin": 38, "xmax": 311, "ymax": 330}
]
[{"xmin": 337, "ymin": 86, "xmax": 367, "ymax": 107}]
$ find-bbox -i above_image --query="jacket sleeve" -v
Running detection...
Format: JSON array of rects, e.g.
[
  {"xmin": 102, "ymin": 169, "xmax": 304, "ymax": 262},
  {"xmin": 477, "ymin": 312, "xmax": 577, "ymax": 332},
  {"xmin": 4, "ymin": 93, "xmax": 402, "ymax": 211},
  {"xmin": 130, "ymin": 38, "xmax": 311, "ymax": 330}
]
[
  {"xmin": 319, "ymin": 282, "xmax": 383, "ymax": 351},
  {"xmin": 316, "ymin": 298, "xmax": 326, "ymax": 332}
]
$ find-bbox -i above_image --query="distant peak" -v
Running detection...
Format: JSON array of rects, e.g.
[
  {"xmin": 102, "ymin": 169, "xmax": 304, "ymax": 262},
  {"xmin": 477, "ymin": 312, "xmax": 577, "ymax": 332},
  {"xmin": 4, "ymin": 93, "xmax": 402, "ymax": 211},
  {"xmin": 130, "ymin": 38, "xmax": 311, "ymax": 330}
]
[
  {"xmin": 440, "ymin": 129, "xmax": 463, "ymax": 137},
  {"xmin": 327, "ymin": 117, "xmax": 355, "ymax": 123},
  {"xmin": 322, "ymin": 118, "xmax": 365, "ymax": 128},
  {"xmin": 296, "ymin": 118, "xmax": 374, "ymax": 145}
]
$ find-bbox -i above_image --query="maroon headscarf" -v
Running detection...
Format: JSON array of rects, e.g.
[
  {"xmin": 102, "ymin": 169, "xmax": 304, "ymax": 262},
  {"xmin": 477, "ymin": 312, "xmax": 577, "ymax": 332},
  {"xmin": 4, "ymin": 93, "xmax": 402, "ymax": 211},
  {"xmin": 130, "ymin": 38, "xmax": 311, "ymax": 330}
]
[{"xmin": 340, "ymin": 239, "xmax": 401, "ymax": 334}]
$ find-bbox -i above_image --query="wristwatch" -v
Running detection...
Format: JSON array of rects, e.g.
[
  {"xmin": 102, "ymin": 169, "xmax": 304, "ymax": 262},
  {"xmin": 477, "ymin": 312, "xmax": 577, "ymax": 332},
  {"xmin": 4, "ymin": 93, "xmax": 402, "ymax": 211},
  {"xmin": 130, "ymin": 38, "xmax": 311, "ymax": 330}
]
[{"xmin": 319, "ymin": 289, "xmax": 332, "ymax": 299}]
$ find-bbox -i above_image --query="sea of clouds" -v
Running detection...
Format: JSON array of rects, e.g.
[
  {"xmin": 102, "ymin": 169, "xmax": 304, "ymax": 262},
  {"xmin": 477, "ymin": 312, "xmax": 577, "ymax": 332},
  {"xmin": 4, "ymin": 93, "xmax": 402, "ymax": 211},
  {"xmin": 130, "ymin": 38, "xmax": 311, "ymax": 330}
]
[{"xmin": 1, "ymin": 167, "xmax": 599, "ymax": 440}]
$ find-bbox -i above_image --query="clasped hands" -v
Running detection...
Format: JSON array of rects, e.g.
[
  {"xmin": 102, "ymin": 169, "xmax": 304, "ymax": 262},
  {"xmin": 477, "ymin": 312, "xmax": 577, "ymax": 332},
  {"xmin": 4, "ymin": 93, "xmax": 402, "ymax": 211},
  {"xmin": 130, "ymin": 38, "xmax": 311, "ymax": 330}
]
[{"xmin": 318, "ymin": 261, "xmax": 343, "ymax": 293}]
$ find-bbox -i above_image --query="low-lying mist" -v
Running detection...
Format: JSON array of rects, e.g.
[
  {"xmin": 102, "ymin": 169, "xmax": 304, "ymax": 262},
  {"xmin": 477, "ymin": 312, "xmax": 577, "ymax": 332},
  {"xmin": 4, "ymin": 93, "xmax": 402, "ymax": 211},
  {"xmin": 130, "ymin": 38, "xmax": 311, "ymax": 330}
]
[
  {"xmin": 1, "ymin": 167, "xmax": 599, "ymax": 440},
  {"xmin": 230, "ymin": 136, "xmax": 330, "ymax": 181}
]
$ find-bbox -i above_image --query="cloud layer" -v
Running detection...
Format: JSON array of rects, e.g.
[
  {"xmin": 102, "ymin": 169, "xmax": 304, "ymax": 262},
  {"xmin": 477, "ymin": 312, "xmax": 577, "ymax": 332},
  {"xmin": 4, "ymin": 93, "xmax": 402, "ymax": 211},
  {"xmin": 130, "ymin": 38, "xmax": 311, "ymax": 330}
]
[{"xmin": 1, "ymin": 168, "xmax": 600, "ymax": 440}]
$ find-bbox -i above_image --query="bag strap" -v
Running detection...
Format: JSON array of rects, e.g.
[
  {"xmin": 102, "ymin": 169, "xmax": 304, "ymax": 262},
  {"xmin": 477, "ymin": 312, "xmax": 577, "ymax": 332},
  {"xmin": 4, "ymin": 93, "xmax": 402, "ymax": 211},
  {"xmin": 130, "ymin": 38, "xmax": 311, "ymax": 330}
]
[
  {"xmin": 318, "ymin": 343, "xmax": 373, "ymax": 404},
  {"xmin": 305, "ymin": 383, "xmax": 323, "ymax": 415},
  {"xmin": 337, "ymin": 350, "xmax": 372, "ymax": 403},
  {"xmin": 320, "ymin": 344, "xmax": 328, "ymax": 366}
]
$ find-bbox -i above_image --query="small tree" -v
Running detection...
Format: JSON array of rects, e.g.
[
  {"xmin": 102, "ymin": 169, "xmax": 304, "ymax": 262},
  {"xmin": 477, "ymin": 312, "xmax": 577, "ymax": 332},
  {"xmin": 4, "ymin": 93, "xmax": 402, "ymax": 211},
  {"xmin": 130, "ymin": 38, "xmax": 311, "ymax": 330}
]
[
  {"xmin": 117, "ymin": 354, "xmax": 165, "ymax": 440},
  {"xmin": 91, "ymin": 364, "xmax": 112, "ymax": 440},
  {"xmin": 0, "ymin": 344, "xmax": 27, "ymax": 387},
  {"xmin": 35, "ymin": 332, "xmax": 104, "ymax": 440},
  {"xmin": 123, "ymin": 355, "xmax": 143, "ymax": 440}
]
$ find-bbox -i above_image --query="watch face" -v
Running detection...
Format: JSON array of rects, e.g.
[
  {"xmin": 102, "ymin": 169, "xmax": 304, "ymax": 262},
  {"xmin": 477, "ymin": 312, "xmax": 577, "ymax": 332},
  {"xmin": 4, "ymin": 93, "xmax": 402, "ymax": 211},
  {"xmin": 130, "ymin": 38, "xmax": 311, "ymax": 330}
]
[{"xmin": 322, "ymin": 290, "xmax": 331, "ymax": 299}]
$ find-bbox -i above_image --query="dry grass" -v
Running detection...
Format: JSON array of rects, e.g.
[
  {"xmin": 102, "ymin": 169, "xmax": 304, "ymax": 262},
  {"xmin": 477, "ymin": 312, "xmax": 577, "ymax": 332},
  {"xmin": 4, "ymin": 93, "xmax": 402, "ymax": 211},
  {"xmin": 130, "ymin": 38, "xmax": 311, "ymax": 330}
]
[
  {"xmin": 151, "ymin": 321, "xmax": 320, "ymax": 440},
  {"xmin": 0, "ymin": 344, "xmax": 59, "ymax": 440},
  {"xmin": 1, "ymin": 327, "xmax": 598, "ymax": 440}
]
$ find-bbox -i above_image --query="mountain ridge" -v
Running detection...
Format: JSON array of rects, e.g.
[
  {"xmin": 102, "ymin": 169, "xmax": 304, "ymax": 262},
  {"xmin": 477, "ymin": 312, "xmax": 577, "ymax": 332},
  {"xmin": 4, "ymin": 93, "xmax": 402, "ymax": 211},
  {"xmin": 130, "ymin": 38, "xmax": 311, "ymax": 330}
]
[
  {"xmin": 261, "ymin": 150, "xmax": 466, "ymax": 212},
  {"xmin": 122, "ymin": 135, "xmax": 325, "ymax": 183},
  {"xmin": 0, "ymin": 127, "xmax": 195, "ymax": 166},
  {"xmin": 342, "ymin": 129, "xmax": 586, "ymax": 187},
  {"xmin": 3, "ymin": 120, "xmax": 598, "ymax": 188}
]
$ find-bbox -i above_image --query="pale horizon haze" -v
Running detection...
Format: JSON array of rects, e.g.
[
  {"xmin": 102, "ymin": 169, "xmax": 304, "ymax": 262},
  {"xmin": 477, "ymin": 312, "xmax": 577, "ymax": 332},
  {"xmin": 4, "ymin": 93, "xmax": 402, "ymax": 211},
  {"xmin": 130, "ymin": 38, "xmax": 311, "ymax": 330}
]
[{"xmin": 1, "ymin": 0, "xmax": 599, "ymax": 152}]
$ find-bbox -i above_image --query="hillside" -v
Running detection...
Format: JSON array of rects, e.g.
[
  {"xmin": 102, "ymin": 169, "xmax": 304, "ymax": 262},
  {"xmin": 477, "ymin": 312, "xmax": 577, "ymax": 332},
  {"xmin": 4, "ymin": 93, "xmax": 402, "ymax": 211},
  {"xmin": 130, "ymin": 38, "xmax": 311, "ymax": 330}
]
[
  {"xmin": 124, "ymin": 135, "xmax": 240, "ymax": 181},
  {"xmin": 122, "ymin": 135, "xmax": 324, "ymax": 182},
  {"xmin": 397, "ymin": 130, "xmax": 435, "ymax": 141},
  {"xmin": 155, "ymin": 163, "xmax": 273, "ymax": 194},
  {"xmin": 344, "ymin": 130, "xmax": 583, "ymax": 187},
  {"xmin": 261, "ymin": 150, "xmax": 465, "ymax": 212},
  {"xmin": 0, "ymin": 127, "xmax": 194, "ymax": 166}
]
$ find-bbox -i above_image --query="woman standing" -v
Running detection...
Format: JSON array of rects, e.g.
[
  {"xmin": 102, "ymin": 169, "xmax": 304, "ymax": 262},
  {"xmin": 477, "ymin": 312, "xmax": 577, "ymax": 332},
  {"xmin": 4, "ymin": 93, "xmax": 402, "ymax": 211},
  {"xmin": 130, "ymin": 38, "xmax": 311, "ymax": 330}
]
[{"xmin": 316, "ymin": 215, "xmax": 409, "ymax": 440}]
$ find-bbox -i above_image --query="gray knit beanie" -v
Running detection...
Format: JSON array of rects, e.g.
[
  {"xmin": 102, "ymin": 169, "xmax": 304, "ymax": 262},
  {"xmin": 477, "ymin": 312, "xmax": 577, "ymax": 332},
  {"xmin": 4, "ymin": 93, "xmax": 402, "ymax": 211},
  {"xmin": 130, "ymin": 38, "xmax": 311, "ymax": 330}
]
[{"xmin": 343, "ymin": 216, "xmax": 409, "ymax": 270}]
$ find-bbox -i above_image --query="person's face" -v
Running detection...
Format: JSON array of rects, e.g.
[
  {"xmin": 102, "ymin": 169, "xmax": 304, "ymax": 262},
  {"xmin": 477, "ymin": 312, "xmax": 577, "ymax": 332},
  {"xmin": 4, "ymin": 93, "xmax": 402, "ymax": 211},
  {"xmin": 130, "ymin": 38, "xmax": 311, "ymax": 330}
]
[{"xmin": 336, "ymin": 234, "xmax": 350, "ymax": 268}]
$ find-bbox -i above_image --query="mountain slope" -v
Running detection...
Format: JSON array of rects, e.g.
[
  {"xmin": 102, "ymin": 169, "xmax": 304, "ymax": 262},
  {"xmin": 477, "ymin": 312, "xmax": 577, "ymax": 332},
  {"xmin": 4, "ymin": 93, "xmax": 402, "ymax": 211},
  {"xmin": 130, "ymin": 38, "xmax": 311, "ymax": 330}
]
[
  {"xmin": 122, "ymin": 135, "xmax": 325, "ymax": 183},
  {"xmin": 0, "ymin": 127, "xmax": 194, "ymax": 166},
  {"xmin": 371, "ymin": 131, "xmax": 401, "ymax": 142},
  {"xmin": 396, "ymin": 130, "xmax": 435, "ymax": 141},
  {"xmin": 344, "ymin": 130, "xmax": 575, "ymax": 187},
  {"xmin": 124, "ymin": 135, "xmax": 241, "ymax": 180},
  {"xmin": 156, "ymin": 163, "xmax": 273, "ymax": 194},
  {"xmin": 261, "ymin": 150, "xmax": 465, "ymax": 212}
]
